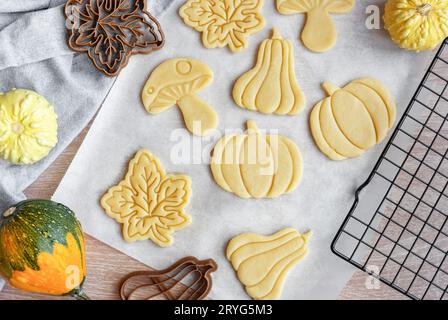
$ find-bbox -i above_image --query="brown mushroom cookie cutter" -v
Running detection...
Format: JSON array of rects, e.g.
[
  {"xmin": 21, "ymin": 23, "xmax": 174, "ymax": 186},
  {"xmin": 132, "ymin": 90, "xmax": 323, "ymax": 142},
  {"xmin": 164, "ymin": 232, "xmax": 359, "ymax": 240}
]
[
  {"xmin": 120, "ymin": 257, "xmax": 218, "ymax": 300},
  {"xmin": 64, "ymin": 0, "xmax": 165, "ymax": 77}
]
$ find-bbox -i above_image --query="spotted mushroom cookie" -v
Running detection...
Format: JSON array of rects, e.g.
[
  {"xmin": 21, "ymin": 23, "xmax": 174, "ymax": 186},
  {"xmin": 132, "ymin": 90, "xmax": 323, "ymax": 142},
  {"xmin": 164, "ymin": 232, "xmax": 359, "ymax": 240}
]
[
  {"xmin": 100, "ymin": 149, "xmax": 191, "ymax": 247},
  {"xmin": 142, "ymin": 58, "xmax": 219, "ymax": 136},
  {"xmin": 226, "ymin": 228, "xmax": 312, "ymax": 300},
  {"xmin": 179, "ymin": 0, "xmax": 265, "ymax": 52},
  {"xmin": 0, "ymin": 89, "xmax": 58, "ymax": 165}
]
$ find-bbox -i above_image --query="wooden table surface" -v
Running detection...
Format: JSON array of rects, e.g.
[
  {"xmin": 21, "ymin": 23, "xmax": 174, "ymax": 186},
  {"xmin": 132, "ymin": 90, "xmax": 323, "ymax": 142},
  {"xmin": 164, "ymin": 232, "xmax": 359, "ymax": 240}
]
[{"xmin": 0, "ymin": 123, "xmax": 408, "ymax": 300}]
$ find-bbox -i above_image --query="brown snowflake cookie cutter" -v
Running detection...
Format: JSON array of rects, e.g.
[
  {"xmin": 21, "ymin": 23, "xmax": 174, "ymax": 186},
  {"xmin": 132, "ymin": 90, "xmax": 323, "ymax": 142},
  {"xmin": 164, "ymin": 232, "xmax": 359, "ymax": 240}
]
[
  {"xmin": 120, "ymin": 257, "xmax": 218, "ymax": 300},
  {"xmin": 65, "ymin": 0, "xmax": 165, "ymax": 76}
]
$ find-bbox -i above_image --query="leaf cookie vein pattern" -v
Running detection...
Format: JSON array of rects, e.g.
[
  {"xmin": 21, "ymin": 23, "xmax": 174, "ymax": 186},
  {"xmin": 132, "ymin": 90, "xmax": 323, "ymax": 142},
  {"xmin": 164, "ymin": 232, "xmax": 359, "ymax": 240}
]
[
  {"xmin": 100, "ymin": 150, "xmax": 191, "ymax": 247},
  {"xmin": 179, "ymin": 0, "xmax": 265, "ymax": 52}
]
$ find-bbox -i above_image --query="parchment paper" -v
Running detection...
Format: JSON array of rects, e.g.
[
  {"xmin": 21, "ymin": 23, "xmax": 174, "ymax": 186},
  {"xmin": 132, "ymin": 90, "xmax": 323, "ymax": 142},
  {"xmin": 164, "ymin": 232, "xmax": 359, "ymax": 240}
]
[{"xmin": 53, "ymin": 0, "xmax": 433, "ymax": 299}]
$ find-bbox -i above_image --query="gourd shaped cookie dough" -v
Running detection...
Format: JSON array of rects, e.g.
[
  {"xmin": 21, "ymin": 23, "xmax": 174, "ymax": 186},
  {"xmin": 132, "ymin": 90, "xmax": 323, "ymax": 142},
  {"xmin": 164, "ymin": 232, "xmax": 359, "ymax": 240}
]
[
  {"xmin": 211, "ymin": 121, "xmax": 302, "ymax": 198},
  {"xmin": 100, "ymin": 150, "xmax": 191, "ymax": 247},
  {"xmin": 226, "ymin": 228, "xmax": 312, "ymax": 300},
  {"xmin": 276, "ymin": 0, "xmax": 355, "ymax": 52},
  {"xmin": 233, "ymin": 29, "xmax": 306, "ymax": 115},
  {"xmin": 0, "ymin": 89, "xmax": 58, "ymax": 165},
  {"xmin": 310, "ymin": 78, "xmax": 396, "ymax": 160},
  {"xmin": 179, "ymin": 0, "xmax": 265, "ymax": 52},
  {"xmin": 142, "ymin": 58, "xmax": 219, "ymax": 136}
]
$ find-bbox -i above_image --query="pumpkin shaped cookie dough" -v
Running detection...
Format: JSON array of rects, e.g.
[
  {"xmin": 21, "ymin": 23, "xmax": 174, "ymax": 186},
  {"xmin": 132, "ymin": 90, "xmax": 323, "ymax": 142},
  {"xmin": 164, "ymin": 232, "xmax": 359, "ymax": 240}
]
[
  {"xmin": 179, "ymin": 0, "xmax": 265, "ymax": 52},
  {"xmin": 226, "ymin": 228, "xmax": 312, "ymax": 300},
  {"xmin": 101, "ymin": 150, "xmax": 191, "ymax": 247},
  {"xmin": 276, "ymin": 0, "xmax": 355, "ymax": 52},
  {"xmin": 233, "ymin": 29, "xmax": 306, "ymax": 115},
  {"xmin": 310, "ymin": 78, "xmax": 396, "ymax": 160},
  {"xmin": 384, "ymin": 0, "xmax": 448, "ymax": 52},
  {"xmin": 211, "ymin": 121, "xmax": 302, "ymax": 198},
  {"xmin": 142, "ymin": 58, "xmax": 219, "ymax": 136},
  {"xmin": 0, "ymin": 89, "xmax": 58, "ymax": 165}
]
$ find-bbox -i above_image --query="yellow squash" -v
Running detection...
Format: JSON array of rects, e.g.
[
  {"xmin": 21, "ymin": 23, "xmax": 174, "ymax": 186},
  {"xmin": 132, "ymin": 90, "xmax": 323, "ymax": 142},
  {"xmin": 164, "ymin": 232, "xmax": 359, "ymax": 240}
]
[
  {"xmin": 233, "ymin": 28, "xmax": 306, "ymax": 115},
  {"xmin": 211, "ymin": 121, "xmax": 303, "ymax": 198},
  {"xmin": 226, "ymin": 227, "xmax": 311, "ymax": 300},
  {"xmin": 0, "ymin": 89, "xmax": 58, "ymax": 165},
  {"xmin": 384, "ymin": 0, "xmax": 448, "ymax": 51}
]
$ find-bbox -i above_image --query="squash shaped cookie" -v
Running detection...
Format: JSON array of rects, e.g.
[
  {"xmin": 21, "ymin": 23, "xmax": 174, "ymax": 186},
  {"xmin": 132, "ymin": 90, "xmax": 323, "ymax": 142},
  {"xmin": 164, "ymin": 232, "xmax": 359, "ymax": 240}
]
[
  {"xmin": 276, "ymin": 0, "xmax": 355, "ymax": 52},
  {"xmin": 211, "ymin": 121, "xmax": 302, "ymax": 198},
  {"xmin": 310, "ymin": 78, "xmax": 396, "ymax": 160},
  {"xmin": 179, "ymin": 0, "xmax": 265, "ymax": 52},
  {"xmin": 226, "ymin": 228, "xmax": 312, "ymax": 300},
  {"xmin": 142, "ymin": 58, "xmax": 219, "ymax": 136},
  {"xmin": 233, "ymin": 29, "xmax": 306, "ymax": 115},
  {"xmin": 101, "ymin": 150, "xmax": 191, "ymax": 247}
]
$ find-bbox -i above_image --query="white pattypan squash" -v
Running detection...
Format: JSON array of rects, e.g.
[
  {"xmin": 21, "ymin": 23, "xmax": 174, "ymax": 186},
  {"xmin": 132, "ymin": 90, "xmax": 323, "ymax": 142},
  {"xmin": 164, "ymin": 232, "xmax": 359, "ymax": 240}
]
[
  {"xmin": 384, "ymin": 0, "xmax": 448, "ymax": 51},
  {"xmin": 0, "ymin": 89, "xmax": 58, "ymax": 165}
]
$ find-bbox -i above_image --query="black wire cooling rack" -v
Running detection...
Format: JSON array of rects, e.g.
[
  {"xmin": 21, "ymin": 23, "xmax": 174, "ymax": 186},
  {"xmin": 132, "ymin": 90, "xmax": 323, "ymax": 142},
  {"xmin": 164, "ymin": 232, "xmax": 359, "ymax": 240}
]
[{"xmin": 331, "ymin": 39, "xmax": 448, "ymax": 300}]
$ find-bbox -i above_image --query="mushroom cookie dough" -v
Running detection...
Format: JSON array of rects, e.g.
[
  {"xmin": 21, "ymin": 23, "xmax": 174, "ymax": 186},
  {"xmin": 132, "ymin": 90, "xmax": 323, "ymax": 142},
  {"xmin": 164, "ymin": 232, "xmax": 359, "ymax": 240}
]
[
  {"xmin": 226, "ymin": 228, "xmax": 312, "ymax": 300},
  {"xmin": 233, "ymin": 28, "xmax": 306, "ymax": 115},
  {"xmin": 179, "ymin": 0, "xmax": 265, "ymax": 52},
  {"xmin": 211, "ymin": 121, "xmax": 302, "ymax": 199},
  {"xmin": 142, "ymin": 58, "xmax": 219, "ymax": 136},
  {"xmin": 0, "ymin": 89, "xmax": 58, "ymax": 165},
  {"xmin": 276, "ymin": 0, "xmax": 355, "ymax": 52},
  {"xmin": 100, "ymin": 149, "xmax": 192, "ymax": 247},
  {"xmin": 310, "ymin": 78, "xmax": 396, "ymax": 160}
]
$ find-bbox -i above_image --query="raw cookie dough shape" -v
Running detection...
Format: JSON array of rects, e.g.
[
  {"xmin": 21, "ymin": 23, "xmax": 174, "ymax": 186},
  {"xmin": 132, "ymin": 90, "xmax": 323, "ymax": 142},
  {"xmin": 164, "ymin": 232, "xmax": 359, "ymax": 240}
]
[
  {"xmin": 211, "ymin": 121, "xmax": 302, "ymax": 198},
  {"xmin": 100, "ymin": 149, "xmax": 192, "ymax": 247},
  {"xmin": 120, "ymin": 256, "xmax": 217, "ymax": 300},
  {"xmin": 0, "ymin": 89, "xmax": 58, "ymax": 165},
  {"xmin": 226, "ymin": 227, "xmax": 311, "ymax": 300},
  {"xmin": 65, "ymin": 0, "xmax": 164, "ymax": 76},
  {"xmin": 276, "ymin": 0, "xmax": 355, "ymax": 52},
  {"xmin": 233, "ymin": 28, "xmax": 306, "ymax": 115},
  {"xmin": 310, "ymin": 78, "xmax": 397, "ymax": 160},
  {"xmin": 179, "ymin": 0, "xmax": 265, "ymax": 52},
  {"xmin": 142, "ymin": 58, "xmax": 219, "ymax": 136}
]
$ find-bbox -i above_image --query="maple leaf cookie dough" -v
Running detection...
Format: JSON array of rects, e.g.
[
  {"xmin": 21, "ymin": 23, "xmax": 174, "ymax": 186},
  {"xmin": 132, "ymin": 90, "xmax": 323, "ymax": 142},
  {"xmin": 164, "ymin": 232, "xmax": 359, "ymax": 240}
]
[
  {"xmin": 100, "ymin": 149, "xmax": 192, "ymax": 247},
  {"xmin": 310, "ymin": 78, "xmax": 396, "ymax": 160},
  {"xmin": 142, "ymin": 58, "xmax": 219, "ymax": 136},
  {"xmin": 211, "ymin": 121, "xmax": 303, "ymax": 199},
  {"xmin": 0, "ymin": 89, "xmax": 58, "ymax": 165},
  {"xmin": 233, "ymin": 28, "xmax": 306, "ymax": 115},
  {"xmin": 179, "ymin": 0, "xmax": 265, "ymax": 52},
  {"xmin": 276, "ymin": 0, "xmax": 355, "ymax": 52},
  {"xmin": 226, "ymin": 227, "xmax": 312, "ymax": 300}
]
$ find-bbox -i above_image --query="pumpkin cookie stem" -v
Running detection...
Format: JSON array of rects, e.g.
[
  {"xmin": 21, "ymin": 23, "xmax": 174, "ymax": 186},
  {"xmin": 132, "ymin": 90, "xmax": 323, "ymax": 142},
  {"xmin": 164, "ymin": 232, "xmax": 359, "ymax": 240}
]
[
  {"xmin": 246, "ymin": 120, "xmax": 259, "ymax": 132},
  {"xmin": 322, "ymin": 82, "xmax": 340, "ymax": 96}
]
